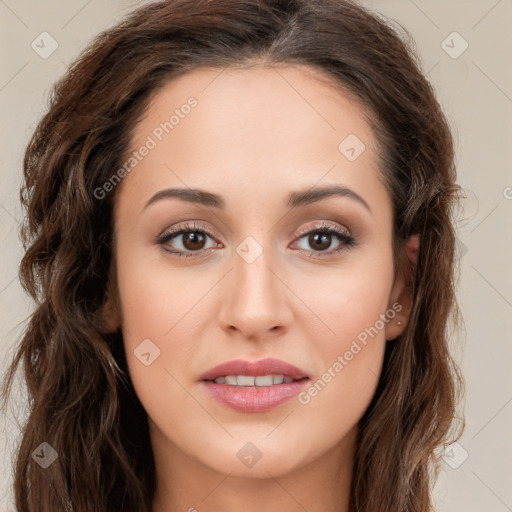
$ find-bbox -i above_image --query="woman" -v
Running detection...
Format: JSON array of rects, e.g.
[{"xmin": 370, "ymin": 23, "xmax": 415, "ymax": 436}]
[{"xmin": 2, "ymin": 0, "xmax": 465, "ymax": 510}]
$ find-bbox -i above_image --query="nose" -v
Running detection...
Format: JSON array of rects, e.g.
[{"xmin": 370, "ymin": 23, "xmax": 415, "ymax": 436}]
[{"xmin": 217, "ymin": 243, "xmax": 293, "ymax": 342}]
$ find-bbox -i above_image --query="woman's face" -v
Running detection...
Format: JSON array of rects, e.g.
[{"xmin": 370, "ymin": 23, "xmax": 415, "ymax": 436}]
[{"xmin": 108, "ymin": 64, "xmax": 410, "ymax": 480}]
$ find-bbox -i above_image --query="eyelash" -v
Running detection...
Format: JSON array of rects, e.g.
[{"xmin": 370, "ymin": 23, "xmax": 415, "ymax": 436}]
[{"xmin": 155, "ymin": 221, "xmax": 356, "ymax": 259}]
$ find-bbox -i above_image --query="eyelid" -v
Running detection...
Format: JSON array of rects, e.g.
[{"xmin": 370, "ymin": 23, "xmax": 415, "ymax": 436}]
[
  {"xmin": 157, "ymin": 220, "xmax": 222, "ymax": 242},
  {"xmin": 294, "ymin": 220, "xmax": 351, "ymax": 238}
]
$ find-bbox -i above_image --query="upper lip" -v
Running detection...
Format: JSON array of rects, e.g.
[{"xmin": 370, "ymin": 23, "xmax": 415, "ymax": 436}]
[{"xmin": 199, "ymin": 357, "xmax": 310, "ymax": 381}]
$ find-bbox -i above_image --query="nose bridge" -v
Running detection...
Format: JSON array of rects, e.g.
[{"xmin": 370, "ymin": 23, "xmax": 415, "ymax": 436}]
[
  {"xmin": 236, "ymin": 240, "xmax": 275, "ymax": 302},
  {"xmin": 218, "ymin": 231, "xmax": 291, "ymax": 337}
]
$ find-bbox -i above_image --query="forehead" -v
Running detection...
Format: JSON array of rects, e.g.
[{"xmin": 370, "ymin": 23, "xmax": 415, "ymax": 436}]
[
  {"xmin": 117, "ymin": 64, "xmax": 390, "ymax": 222},
  {"xmin": 133, "ymin": 63, "xmax": 378, "ymax": 162}
]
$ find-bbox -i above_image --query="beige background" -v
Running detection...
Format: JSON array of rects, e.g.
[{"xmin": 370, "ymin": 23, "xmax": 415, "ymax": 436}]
[{"xmin": 1, "ymin": 0, "xmax": 511, "ymax": 510}]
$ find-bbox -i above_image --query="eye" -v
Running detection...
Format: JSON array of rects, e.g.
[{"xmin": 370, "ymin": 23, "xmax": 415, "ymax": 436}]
[
  {"xmin": 155, "ymin": 221, "xmax": 219, "ymax": 259},
  {"xmin": 292, "ymin": 222, "xmax": 356, "ymax": 258}
]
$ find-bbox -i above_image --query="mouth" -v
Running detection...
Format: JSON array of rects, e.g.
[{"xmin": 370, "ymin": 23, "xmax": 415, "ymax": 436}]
[{"xmin": 199, "ymin": 358, "xmax": 311, "ymax": 413}]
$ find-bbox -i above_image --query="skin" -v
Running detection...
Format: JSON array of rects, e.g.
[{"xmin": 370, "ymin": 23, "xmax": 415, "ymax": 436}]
[{"xmin": 103, "ymin": 63, "xmax": 418, "ymax": 512}]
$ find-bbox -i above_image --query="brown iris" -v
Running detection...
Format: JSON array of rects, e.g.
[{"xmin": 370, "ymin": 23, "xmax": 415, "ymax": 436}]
[
  {"xmin": 182, "ymin": 231, "xmax": 207, "ymax": 251},
  {"xmin": 308, "ymin": 232, "xmax": 332, "ymax": 251}
]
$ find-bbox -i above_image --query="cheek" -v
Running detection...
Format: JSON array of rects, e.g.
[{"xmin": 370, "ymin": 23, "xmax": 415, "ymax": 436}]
[
  {"xmin": 116, "ymin": 252, "xmax": 212, "ymax": 345},
  {"xmin": 290, "ymin": 250, "xmax": 394, "ymax": 346},
  {"xmin": 114, "ymin": 253, "xmax": 203, "ymax": 392},
  {"xmin": 289, "ymin": 255, "xmax": 394, "ymax": 422},
  {"xmin": 116, "ymin": 258, "xmax": 208, "ymax": 430}
]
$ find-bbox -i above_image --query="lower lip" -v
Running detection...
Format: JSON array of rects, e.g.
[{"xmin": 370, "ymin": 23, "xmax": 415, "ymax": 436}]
[{"xmin": 201, "ymin": 379, "xmax": 310, "ymax": 413}]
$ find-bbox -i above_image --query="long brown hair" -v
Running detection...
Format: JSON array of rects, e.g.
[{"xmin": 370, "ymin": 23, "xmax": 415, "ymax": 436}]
[{"xmin": 2, "ymin": 0, "xmax": 465, "ymax": 510}]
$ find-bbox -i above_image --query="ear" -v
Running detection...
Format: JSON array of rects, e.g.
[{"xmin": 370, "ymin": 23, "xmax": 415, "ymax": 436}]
[
  {"xmin": 385, "ymin": 234, "xmax": 419, "ymax": 341},
  {"xmin": 99, "ymin": 287, "xmax": 121, "ymax": 333}
]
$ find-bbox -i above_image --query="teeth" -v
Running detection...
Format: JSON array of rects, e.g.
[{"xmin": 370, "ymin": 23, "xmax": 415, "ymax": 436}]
[
  {"xmin": 238, "ymin": 375, "xmax": 255, "ymax": 386},
  {"xmin": 212, "ymin": 374, "xmax": 297, "ymax": 386}
]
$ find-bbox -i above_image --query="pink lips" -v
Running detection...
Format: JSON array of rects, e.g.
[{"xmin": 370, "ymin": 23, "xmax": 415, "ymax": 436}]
[{"xmin": 199, "ymin": 357, "xmax": 310, "ymax": 413}]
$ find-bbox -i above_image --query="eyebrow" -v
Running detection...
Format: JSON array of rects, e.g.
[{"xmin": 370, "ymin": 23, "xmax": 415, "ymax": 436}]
[{"xmin": 144, "ymin": 184, "xmax": 371, "ymax": 214}]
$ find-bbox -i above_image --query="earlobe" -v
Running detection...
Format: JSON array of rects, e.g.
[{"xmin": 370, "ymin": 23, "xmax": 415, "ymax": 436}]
[
  {"xmin": 405, "ymin": 233, "xmax": 419, "ymax": 267},
  {"xmin": 99, "ymin": 291, "xmax": 121, "ymax": 333},
  {"xmin": 385, "ymin": 234, "xmax": 420, "ymax": 341}
]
